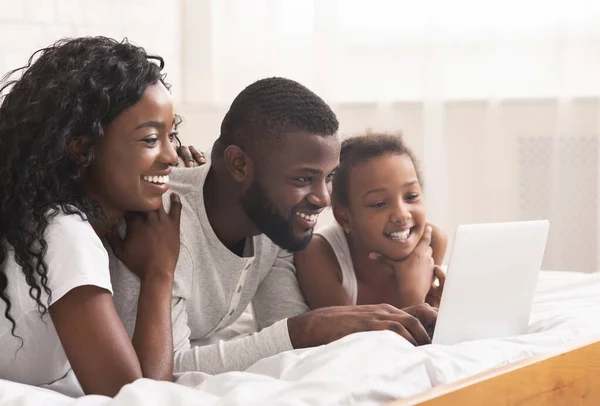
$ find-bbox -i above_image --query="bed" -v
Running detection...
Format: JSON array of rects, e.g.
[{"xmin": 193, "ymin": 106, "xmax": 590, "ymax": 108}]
[
  {"xmin": 1, "ymin": 270, "xmax": 599, "ymax": 405},
  {"xmin": 391, "ymin": 339, "xmax": 600, "ymax": 405}
]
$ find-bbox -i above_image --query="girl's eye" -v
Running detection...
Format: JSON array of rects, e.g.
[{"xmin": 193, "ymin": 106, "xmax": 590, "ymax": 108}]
[
  {"xmin": 143, "ymin": 137, "xmax": 159, "ymax": 146},
  {"xmin": 406, "ymin": 193, "xmax": 420, "ymax": 202},
  {"xmin": 296, "ymin": 177, "xmax": 311, "ymax": 183},
  {"xmin": 370, "ymin": 201, "xmax": 386, "ymax": 208}
]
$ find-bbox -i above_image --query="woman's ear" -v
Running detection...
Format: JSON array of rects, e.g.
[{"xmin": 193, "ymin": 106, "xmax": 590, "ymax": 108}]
[
  {"xmin": 67, "ymin": 136, "xmax": 92, "ymax": 166},
  {"xmin": 333, "ymin": 203, "xmax": 352, "ymax": 234},
  {"xmin": 223, "ymin": 145, "xmax": 254, "ymax": 183}
]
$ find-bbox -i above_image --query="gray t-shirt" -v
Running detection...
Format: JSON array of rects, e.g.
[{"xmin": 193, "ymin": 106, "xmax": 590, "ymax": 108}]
[{"xmin": 109, "ymin": 165, "xmax": 309, "ymax": 374}]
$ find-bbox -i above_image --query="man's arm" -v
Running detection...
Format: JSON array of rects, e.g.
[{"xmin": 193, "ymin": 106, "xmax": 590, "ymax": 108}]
[
  {"xmin": 173, "ymin": 248, "xmax": 438, "ymax": 373},
  {"xmin": 252, "ymin": 247, "xmax": 438, "ymax": 350},
  {"xmin": 252, "ymin": 248, "xmax": 310, "ymax": 330},
  {"xmin": 171, "ymin": 247, "xmax": 305, "ymax": 374},
  {"xmin": 172, "ymin": 291, "xmax": 292, "ymax": 374}
]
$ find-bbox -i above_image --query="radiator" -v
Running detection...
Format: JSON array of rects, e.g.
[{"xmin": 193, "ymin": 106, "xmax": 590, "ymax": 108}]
[{"xmin": 519, "ymin": 136, "xmax": 598, "ymax": 272}]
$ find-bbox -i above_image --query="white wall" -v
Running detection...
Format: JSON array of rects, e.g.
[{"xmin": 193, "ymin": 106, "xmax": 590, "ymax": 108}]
[
  {"xmin": 2, "ymin": 1, "xmax": 598, "ymax": 271},
  {"xmin": 0, "ymin": 0, "xmax": 183, "ymax": 101}
]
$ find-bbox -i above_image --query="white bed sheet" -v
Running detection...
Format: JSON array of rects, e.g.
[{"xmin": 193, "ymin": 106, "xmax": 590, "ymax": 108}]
[{"xmin": 1, "ymin": 270, "xmax": 599, "ymax": 406}]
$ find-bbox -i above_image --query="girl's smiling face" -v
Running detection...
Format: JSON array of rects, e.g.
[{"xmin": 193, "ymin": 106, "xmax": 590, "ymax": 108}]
[{"xmin": 336, "ymin": 152, "xmax": 426, "ymax": 261}]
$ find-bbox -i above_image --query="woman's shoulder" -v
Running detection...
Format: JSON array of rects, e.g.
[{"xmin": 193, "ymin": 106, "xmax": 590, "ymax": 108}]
[
  {"xmin": 44, "ymin": 208, "xmax": 102, "ymax": 245},
  {"xmin": 43, "ymin": 209, "xmax": 111, "ymax": 304}
]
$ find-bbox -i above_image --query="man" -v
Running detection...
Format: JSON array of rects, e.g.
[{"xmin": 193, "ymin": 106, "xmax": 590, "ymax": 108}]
[{"xmin": 110, "ymin": 77, "xmax": 437, "ymax": 374}]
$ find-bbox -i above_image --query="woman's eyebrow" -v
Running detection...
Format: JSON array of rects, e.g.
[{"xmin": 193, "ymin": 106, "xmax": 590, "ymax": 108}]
[{"xmin": 134, "ymin": 120, "xmax": 165, "ymax": 131}]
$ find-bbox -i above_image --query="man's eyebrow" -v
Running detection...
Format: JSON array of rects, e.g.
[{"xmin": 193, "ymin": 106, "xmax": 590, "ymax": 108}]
[
  {"xmin": 134, "ymin": 121, "xmax": 166, "ymax": 131},
  {"xmin": 295, "ymin": 167, "xmax": 324, "ymax": 175},
  {"xmin": 295, "ymin": 166, "xmax": 340, "ymax": 175}
]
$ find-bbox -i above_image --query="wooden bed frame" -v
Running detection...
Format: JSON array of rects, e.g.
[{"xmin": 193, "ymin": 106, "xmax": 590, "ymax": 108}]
[{"xmin": 388, "ymin": 338, "xmax": 600, "ymax": 405}]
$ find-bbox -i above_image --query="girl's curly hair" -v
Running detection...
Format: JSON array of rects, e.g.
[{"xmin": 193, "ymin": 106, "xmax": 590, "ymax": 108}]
[{"xmin": 0, "ymin": 36, "xmax": 177, "ymax": 340}]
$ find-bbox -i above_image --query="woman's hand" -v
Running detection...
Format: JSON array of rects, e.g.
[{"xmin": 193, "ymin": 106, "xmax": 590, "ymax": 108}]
[
  {"xmin": 107, "ymin": 193, "xmax": 182, "ymax": 281},
  {"xmin": 106, "ymin": 193, "xmax": 183, "ymax": 382}
]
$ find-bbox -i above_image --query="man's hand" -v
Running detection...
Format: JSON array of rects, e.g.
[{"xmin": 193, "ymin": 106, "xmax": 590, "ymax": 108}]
[
  {"xmin": 287, "ymin": 303, "xmax": 437, "ymax": 348},
  {"xmin": 425, "ymin": 265, "xmax": 446, "ymax": 309},
  {"xmin": 369, "ymin": 226, "xmax": 436, "ymax": 307},
  {"xmin": 177, "ymin": 145, "xmax": 206, "ymax": 167}
]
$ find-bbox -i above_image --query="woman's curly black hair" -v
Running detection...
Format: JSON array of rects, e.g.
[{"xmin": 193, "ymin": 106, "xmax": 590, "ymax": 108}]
[{"xmin": 0, "ymin": 36, "xmax": 179, "ymax": 340}]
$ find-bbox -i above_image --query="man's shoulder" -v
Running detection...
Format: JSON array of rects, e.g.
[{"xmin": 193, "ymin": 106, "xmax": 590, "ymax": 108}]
[
  {"xmin": 170, "ymin": 164, "xmax": 209, "ymax": 185},
  {"xmin": 162, "ymin": 165, "xmax": 210, "ymax": 211},
  {"xmin": 253, "ymin": 235, "xmax": 293, "ymax": 272},
  {"xmin": 254, "ymin": 234, "xmax": 283, "ymax": 256}
]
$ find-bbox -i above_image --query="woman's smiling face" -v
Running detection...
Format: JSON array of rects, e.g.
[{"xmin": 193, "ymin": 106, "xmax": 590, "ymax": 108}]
[{"xmin": 82, "ymin": 82, "xmax": 179, "ymax": 218}]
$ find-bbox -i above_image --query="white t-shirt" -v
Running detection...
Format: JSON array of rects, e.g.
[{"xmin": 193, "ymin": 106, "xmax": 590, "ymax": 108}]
[
  {"xmin": 316, "ymin": 222, "xmax": 359, "ymax": 305},
  {"xmin": 0, "ymin": 212, "xmax": 112, "ymax": 397}
]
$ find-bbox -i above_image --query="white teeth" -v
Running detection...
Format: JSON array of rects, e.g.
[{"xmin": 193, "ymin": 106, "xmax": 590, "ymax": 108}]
[
  {"xmin": 389, "ymin": 229, "xmax": 411, "ymax": 240},
  {"xmin": 143, "ymin": 175, "xmax": 169, "ymax": 184},
  {"xmin": 296, "ymin": 212, "xmax": 318, "ymax": 222}
]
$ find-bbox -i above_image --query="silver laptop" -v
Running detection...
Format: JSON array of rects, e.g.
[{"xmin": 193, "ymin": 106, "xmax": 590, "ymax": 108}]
[{"xmin": 432, "ymin": 220, "xmax": 550, "ymax": 345}]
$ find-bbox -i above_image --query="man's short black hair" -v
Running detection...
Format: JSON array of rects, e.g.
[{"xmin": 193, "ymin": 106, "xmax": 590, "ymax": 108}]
[{"xmin": 213, "ymin": 77, "xmax": 339, "ymax": 159}]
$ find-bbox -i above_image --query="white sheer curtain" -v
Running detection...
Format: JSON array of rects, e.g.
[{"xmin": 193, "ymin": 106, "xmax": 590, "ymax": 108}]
[{"xmin": 181, "ymin": 0, "xmax": 600, "ymax": 272}]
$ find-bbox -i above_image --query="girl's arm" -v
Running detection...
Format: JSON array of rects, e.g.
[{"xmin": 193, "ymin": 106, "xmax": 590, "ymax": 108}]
[
  {"xmin": 429, "ymin": 222, "xmax": 448, "ymax": 266},
  {"xmin": 426, "ymin": 222, "xmax": 448, "ymax": 308},
  {"xmin": 295, "ymin": 235, "xmax": 353, "ymax": 309}
]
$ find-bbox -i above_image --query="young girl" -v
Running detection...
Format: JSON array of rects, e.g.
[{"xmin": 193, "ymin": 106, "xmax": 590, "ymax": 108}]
[
  {"xmin": 295, "ymin": 132, "xmax": 447, "ymax": 311},
  {"xmin": 0, "ymin": 37, "xmax": 182, "ymax": 397}
]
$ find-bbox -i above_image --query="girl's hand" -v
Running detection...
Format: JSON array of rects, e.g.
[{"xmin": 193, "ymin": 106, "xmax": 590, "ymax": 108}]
[
  {"xmin": 369, "ymin": 226, "xmax": 435, "ymax": 307},
  {"xmin": 425, "ymin": 265, "xmax": 446, "ymax": 308}
]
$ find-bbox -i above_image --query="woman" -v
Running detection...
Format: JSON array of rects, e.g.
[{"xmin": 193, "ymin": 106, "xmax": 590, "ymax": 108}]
[{"xmin": 0, "ymin": 37, "xmax": 181, "ymax": 397}]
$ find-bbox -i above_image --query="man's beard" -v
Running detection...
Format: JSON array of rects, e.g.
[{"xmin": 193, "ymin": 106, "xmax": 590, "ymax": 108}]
[{"xmin": 240, "ymin": 180, "xmax": 313, "ymax": 252}]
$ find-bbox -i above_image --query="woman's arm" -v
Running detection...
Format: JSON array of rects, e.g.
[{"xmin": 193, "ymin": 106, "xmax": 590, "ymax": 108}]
[
  {"xmin": 106, "ymin": 196, "xmax": 182, "ymax": 382},
  {"xmin": 50, "ymin": 283, "xmax": 170, "ymax": 396},
  {"xmin": 294, "ymin": 235, "xmax": 353, "ymax": 309},
  {"xmin": 131, "ymin": 272, "xmax": 174, "ymax": 379},
  {"xmin": 51, "ymin": 196, "xmax": 181, "ymax": 397}
]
